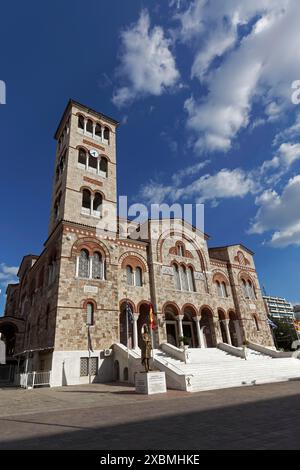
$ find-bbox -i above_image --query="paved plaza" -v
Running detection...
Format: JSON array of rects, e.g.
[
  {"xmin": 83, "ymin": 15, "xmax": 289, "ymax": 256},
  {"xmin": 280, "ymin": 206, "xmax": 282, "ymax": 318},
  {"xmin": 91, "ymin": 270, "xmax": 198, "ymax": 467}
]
[{"xmin": 0, "ymin": 381, "xmax": 300, "ymax": 450}]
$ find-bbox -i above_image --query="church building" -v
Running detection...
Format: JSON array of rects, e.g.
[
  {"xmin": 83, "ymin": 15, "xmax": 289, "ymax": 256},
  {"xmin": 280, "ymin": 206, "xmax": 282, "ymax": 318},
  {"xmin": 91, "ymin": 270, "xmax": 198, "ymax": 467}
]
[{"xmin": 0, "ymin": 100, "xmax": 275, "ymax": 387}]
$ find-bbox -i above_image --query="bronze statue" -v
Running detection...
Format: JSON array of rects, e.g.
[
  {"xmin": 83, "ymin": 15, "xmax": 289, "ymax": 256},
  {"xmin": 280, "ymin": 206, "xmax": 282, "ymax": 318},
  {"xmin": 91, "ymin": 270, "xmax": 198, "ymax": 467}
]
[{"xmin": 141, "ymin": 324, "xmax": 152, "ymax": 372}]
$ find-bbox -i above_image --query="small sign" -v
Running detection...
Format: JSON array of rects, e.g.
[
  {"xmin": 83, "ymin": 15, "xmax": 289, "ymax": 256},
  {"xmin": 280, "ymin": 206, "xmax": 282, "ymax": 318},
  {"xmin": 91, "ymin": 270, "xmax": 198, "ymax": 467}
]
[{"xmin": 84, "ymin": 285, "xmax": 98, "ymax": 294}]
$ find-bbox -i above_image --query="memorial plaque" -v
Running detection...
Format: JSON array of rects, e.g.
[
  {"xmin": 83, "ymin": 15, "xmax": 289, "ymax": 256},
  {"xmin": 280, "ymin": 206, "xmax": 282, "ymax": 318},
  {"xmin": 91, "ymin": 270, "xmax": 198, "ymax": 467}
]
[{"xmin": 135, "ymin": 371, "xmax": 167, "ymax": 395}]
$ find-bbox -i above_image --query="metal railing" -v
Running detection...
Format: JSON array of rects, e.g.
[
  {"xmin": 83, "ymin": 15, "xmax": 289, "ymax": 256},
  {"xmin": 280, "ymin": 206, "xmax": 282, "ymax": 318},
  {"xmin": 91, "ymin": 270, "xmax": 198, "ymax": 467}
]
[{"xmin": 18, "ymin": 371, "xmax": 51, "ymax": 389}]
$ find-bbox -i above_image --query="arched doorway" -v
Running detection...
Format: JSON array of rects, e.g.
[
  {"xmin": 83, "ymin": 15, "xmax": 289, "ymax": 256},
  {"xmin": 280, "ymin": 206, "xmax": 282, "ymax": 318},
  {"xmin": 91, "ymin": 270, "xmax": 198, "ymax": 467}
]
[
  {"xmin": 200, "ymin": 308, "xmax": 216, "ymax": 348},
  {"xmin": 218, "ymin": 310, "xmax": 229, "ymax": 344},
  {"xmin": 119, "ymin": 302, "xmax": 134, "ymax": 349},
  {"xmin": 182, "ymin": 306, "xmax": 198, "ymax": 348},
  {"xmin": 137, "ymin": 303, "xmax": 151, "ymax": 349},
  {"xmin": 229, "ymin": 311, "xmax": 241, "ymax": 347},
  {"xmin": 164, "ymin": 304, "xmax": 179, "ymax": 347}
]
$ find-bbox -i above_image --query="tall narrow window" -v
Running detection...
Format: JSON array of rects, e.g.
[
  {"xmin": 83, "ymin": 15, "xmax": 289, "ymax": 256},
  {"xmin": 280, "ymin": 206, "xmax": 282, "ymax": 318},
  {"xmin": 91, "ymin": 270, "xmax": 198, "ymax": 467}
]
[
  {"xmin": 82, "ymin": 189, "xmax": 91, "ymax": 211},
  {"xmin": 248, "ymin": 281, "xmax": 256, "ymax": 300},
  {"xmin": 86, "ymin": 119, "xmax": 93, "ymax": 134},
  {"xmin": 174, "ymin": 264, "xmax": 181, "ymax": 290},
  {"xmin": 78, "ymin": 115, "xmax": 85, "ymax": 130},
  {"xmin": 93, "ymin": 193, "xmax": 102, "ymax": 217},
  {"xmin": 177, "ymin": 244, "xmax": 185, "ymax": 257},
  {"xmin": 92, "ymin": 252, "xmax": 103, "ymax": 280},
  {"xmin": 78, "ymin": 148, "xmax": 87, "ymax": 167},
  {"xmin": 254, "ymin": 315, "xmax": 260, "ymax": 331},
  {"xmin": 95, "ymin": 123, "xmax": 102, "ymax": 138},
  {"xmin": 104, "ymin": 126, "xmax": 110, "ymax": 141},
  {"xmin": 78, "ymin": 249, "xmax": 89, "ymax": 278},
  {"xmin": 99, "ymin": 157, "xmax": 108, "ymax": 177},
  {"xmin": 126, "ymin": 266, "xmax": 134, "ymax": 286},
  {"xmin": 221, "ymin": 282, "xmax": 228, "ymax": 298},
  {"xmin": 88, "ymin": 154, "xmax": 98, "ymax": 172},
  {"xmin": 86, "ymin": 303, "xmax": 94, "ymax": 326},
  {"xmin": 181, "ymin": 266, "xmax": 189, "ymax": 291},
  {"xmin": 242, "ymin": 279, "xmax": 249, "ymax": 298},
  {"xmin": 187, "ymin": 267, "xmax": 196, "ymax": 292},
  {"xmin": 135, "ymin": 267, "xmax": 142, "ymax": 287}
]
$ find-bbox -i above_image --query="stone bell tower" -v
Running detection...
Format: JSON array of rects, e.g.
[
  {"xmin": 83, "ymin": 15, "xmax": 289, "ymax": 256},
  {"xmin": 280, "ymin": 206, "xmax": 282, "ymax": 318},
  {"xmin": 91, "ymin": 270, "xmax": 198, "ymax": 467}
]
[{"xmin": 48, "ymin": 100, "xmax": 119, "ymax": 235}]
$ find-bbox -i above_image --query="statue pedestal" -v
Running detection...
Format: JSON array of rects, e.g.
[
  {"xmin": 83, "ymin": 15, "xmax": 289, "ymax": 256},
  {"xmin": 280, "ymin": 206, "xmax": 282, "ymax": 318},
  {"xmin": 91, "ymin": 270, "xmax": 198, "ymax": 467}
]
[{"xmin": 135, "ymin": 371, "xmax": 167, "ymax": 395}]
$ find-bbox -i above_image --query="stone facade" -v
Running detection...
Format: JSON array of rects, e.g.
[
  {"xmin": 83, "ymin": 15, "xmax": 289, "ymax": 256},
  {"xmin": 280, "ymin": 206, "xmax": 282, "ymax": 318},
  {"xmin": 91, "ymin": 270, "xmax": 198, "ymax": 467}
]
[{"xmin": 0, "ymin": 100, "xmax": 274, "ymax": 386}]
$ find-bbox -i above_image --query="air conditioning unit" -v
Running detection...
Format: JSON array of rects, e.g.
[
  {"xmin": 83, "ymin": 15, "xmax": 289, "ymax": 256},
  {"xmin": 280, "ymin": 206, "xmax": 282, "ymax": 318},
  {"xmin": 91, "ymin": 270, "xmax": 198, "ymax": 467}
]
[{"xmin": 104, "ymin": 349, "xmax": 112, "ymax": 357}]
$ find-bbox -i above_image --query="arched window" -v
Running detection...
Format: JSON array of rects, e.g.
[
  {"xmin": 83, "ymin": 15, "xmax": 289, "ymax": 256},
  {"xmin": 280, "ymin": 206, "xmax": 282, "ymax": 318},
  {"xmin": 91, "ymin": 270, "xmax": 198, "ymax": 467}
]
[
  {"xmin": 92, "ymin": 252, "xmax": 103, "ymax": 280},
  {"xmin": 187, "ymin": 267, "xmax": 196, "ymax": 292},
  {"xmin": 221, "ymin": 282, "xmax": 228, "ymax": 298},
  {"xmin": 93, "ymin": 193, "xmax": 102, "ymax": 217},
  {"xmin": 242, "ymin": 279, "xmax": 249, "ymax": 298},
  {"xmin": 59, "ymin": 152, "xmax": 66, "ymax": 173},
  {"xmin": 78, "ymin": 249, "xmax": 89, "ymax": 278},
  {"xmin": 86, "ymin": 303, "xmax": 94, "ymax": 326},
  {"xmin": 95, "ymin": 123, "xmax": 102, "ymax": 139},
  {"xmin": 135, "ymin": 267, "xmax": 142, "ymax": 287},
  {"xmin": 88, "ymin": 153, "xmax": 98, "ymax": 172},
  {"xmin": 180, "ymin": 266, "xmax": 189, "ymax": 291},
  {"xmin": 248, "ymin": 281, "xmax": 256, "ymax": 300},
  {"xmin": 78, "ymin": 148, "xmax": 87, "ymax": 167},
  {"xmin": 254, "ymin": 315, "xmax": 260, "ymax": 331},
  {"xmin": 216, "ymin": 280, "xmax": 222, "ymax": 297},
  {"xmin": 78, "ymin": 115, "xmax": 85, "ymax": 130},
  {"xmin": 177, "ymin": 243, "xmax": 185, "ymax": 257},
  {"xmin": 54, "ymin": 194, "xmax": 61, "ymax": 222},
  {"xmin": 104, "ymin": 126, "xmax": 110, "ymax": 142},
  {"xmin": 99, "ymin": 157, "xmax": 108, "ymax": 177},
  {"xmin": 126, "ymin": 266, "xmax": 134, "ymax": 286},
  {"xmin": 173, "ymin": 264, "xmax": 181, "ymax": 290},
  {"xmin": 86, "ymin": 119, "xmax": 93, "ymax": 134},
  {"xmin": 82, "ymin": 189, "xmax": 91, "ymax": 211}
]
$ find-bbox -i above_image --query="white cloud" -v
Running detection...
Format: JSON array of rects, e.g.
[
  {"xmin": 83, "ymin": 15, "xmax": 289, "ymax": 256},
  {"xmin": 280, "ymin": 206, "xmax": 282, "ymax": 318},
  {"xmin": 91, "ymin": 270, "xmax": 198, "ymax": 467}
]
[
  {"xmin": 140, "ymin": 167, "xmax": 257, "ymax": 206},
  {"xmin": 171, "ymin": 160, "xmax": 210, "ymax": 185},
  {"xmin": 174, "ymin": 0, "xmax": 300, "ymax": 153},
  {"xmin": 181, "ymin": 168, "xmax": 258, "ymax": 203},
  {"xmin": 0, "ymin": 263, "xmax": 19, "ymax": 288},
  {"xmin": 249, "ymin": 175, "xmax": 300, "ymax": 247},
  {"xmin": 113, "ymin": 10, "xmax": 180, "ymax": 107}
]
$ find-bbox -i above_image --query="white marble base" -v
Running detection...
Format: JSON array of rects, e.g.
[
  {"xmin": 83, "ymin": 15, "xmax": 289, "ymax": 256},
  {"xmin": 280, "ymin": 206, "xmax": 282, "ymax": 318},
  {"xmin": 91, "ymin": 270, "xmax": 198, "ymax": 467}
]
[{"xmin": 135, "ymin": 371, "xmax": 167, "ymax": 395}]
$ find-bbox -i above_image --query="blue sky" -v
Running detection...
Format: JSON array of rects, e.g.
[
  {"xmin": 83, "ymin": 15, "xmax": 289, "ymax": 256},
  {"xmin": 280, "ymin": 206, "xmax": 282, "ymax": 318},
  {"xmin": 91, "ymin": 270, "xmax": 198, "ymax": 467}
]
[{"xmin": 1, "ymin": 0, "xmax": 300, "ymax": 313}]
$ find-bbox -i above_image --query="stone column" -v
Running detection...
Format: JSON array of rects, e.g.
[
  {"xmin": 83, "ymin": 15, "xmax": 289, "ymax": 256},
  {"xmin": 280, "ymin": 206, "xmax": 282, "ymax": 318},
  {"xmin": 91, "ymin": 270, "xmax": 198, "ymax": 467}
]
[
  {"xmin": 224, "ymin": 320, "xmax": 232, "ymax": 345},
  {"xmin": 193, "ymin": 316, "xmax": 203, "ymax": 348},
  {"xmin": 133, "ymin": 314, "xmax": 139, "ymax": 350},
  {"xmin": 177, "ymin": 314, "xmax": 184, "ymax": 339}
]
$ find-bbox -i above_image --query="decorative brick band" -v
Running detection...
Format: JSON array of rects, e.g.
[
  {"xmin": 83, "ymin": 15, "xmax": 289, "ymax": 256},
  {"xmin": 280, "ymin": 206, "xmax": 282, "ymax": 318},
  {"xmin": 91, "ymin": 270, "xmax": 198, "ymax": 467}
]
[
  {"xmin": 83, "ymin": 176, "xmax": 103, "ymax": 187},
  {"xmin": 83, "ymin": 139, "xmax": 105, "ymax": 151}
]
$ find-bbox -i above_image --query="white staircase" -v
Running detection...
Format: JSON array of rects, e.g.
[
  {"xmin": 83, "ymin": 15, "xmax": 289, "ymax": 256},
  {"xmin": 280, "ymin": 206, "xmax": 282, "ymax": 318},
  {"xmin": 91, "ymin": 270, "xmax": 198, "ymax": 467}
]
[
  {"xmin": 113, "ymin": 343, "xmax": 300, "ymax": 393},
  {"xmin": 154, "ymin": 346, "xmax": 300, "ymax": 392}
]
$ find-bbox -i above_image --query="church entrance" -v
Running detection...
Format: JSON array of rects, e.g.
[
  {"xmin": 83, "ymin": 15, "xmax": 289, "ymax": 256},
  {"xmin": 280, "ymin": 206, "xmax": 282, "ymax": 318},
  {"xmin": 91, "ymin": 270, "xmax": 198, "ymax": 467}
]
[
  {"xmin": 200, "ymin": 309, "xmax": 216, "ymax": 348},
  {"xmin": 164, "ymin": 305, "xmax": 179, "ymax": 347},
  {"xmin": 166, "ymin": 322, "xmax": 178, "ymax": 346},
  {"xmin": 182, "ymin": 307, "xmax": 198, "ymax": 348},
  {"xmin": 119, "ymin": 302, "xmax": 133, "ymax": 349}
]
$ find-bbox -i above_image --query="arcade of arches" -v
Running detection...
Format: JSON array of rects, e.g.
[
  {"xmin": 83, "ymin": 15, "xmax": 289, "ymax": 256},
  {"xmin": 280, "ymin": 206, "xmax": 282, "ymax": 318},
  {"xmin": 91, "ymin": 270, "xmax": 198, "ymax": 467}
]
[{"xmin": 119, "ymin": 301, "xmax": 243, "ymax": 350}]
